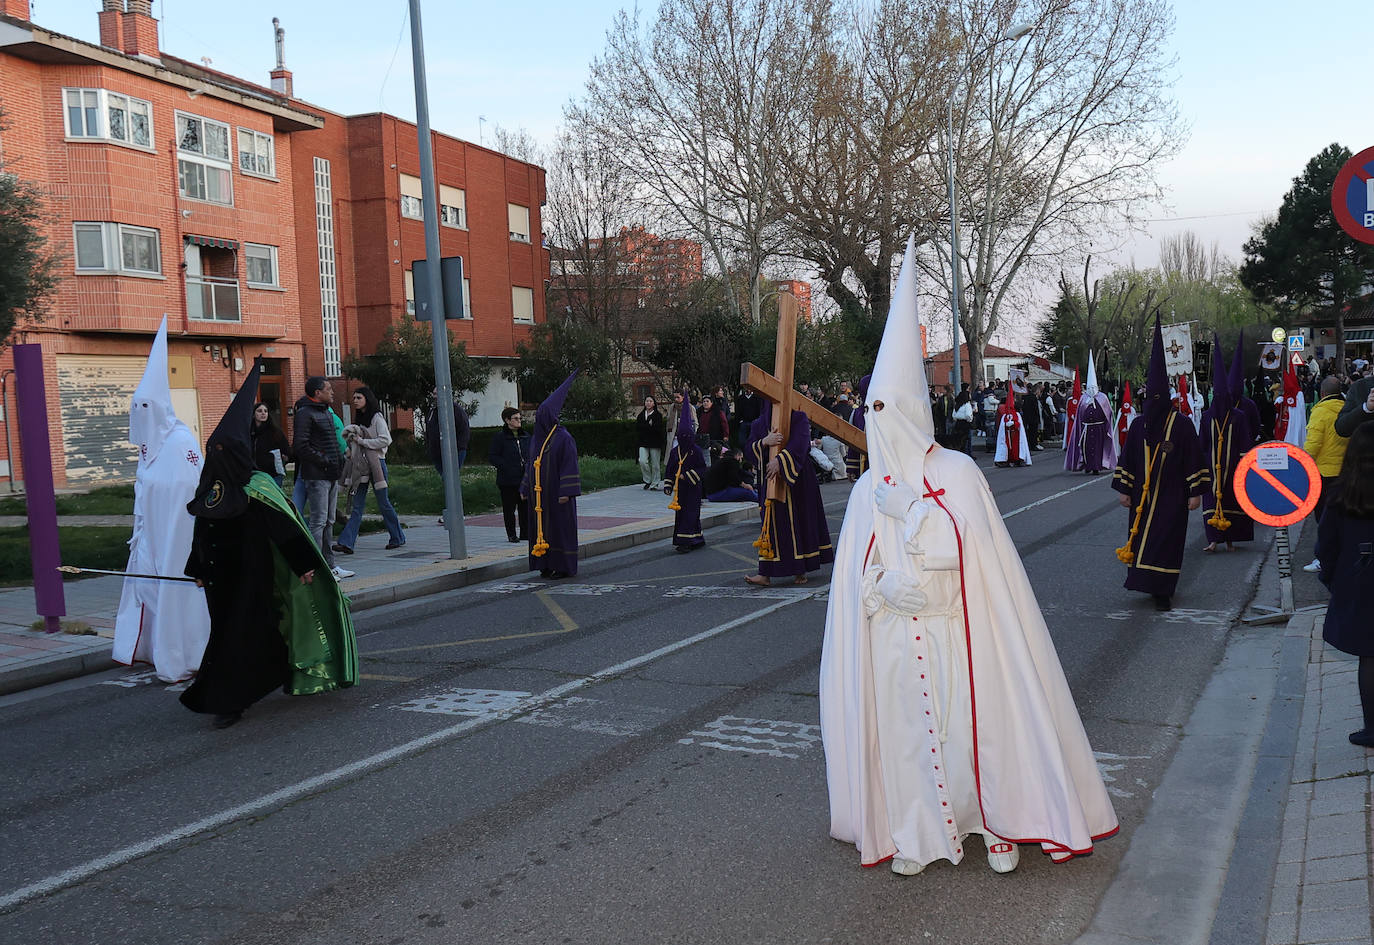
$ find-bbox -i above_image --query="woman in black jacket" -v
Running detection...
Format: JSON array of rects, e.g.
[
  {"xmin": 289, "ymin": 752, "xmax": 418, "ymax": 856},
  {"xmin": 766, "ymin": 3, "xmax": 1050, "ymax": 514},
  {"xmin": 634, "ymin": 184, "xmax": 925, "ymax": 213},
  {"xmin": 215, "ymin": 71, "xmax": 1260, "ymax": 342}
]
[
  {"xmin": 635, "ymin": 395, "xmax": 666, "ymax": 489},
  {"xmin": 251, "ymin": 402, "xmax": 292, "ymax": 486},
  {"xmin": 1318, "ymin": 424, "xmax": 1374, "ymax": 746},
  {"xmin": 488, "ymin": 406, "xmax": 532, "ymax": 543}
]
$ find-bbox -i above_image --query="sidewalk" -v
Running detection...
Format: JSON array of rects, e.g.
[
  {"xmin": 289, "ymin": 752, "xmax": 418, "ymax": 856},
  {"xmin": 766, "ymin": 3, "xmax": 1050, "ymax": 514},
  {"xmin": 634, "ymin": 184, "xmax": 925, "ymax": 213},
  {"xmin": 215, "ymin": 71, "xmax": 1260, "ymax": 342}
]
[{"xmin": 0, "ymin": 483, "xmax": 762, "ymax": 696}]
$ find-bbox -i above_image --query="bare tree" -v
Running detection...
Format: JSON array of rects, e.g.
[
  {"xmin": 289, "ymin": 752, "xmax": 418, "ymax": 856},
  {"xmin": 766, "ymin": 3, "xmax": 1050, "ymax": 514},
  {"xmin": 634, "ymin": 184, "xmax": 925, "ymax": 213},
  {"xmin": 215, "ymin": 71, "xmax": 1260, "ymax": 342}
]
[
  {"xmin": 776, "ymin": 0, "xmax": 957, "ymax": 322},
  {"xmin": 919, "ymin": 0, "xmax": 1185, "ymax": 384},
  {"xmin": 1056, "ymin": 256, "xmax": 1163, "ymax": 380},
  {"xmin": 571, "ymin": 0, "xmax": 826, "ymax": 325}
]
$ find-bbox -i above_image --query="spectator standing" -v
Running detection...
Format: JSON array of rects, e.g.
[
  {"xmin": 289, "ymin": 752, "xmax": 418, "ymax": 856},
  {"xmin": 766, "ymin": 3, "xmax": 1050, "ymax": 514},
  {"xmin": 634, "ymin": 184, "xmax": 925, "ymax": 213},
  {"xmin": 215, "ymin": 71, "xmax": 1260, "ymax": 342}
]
[
  {"xmin": 1302, "ymin": 376, "xmax": 1353, "ymax": 571},
  {"xmin": 951, "ymin": 390, "xmax": 974, "ymax": 454},
  {"xmin": 333, "ymin": 386, "xmax": 406, "ymax": 554},
  {"xmin": 734, "ymin": 386, "xmax": 762, "ymax": 449},
  {"xmin": 1316, "ymin": 425, "xmax": 1374, "ymax": 746},
  {"xmin": 1020, "ymin": 386, "xmax": 1043, "ymax": 451},
  {"xmin": 251, "ymin": 403, "xmax": 292, "ymax": 487},
  {"xmin": 292, "ymin": 377, "xmax": 351, "ymax": 580},
  {"xmin": 1333, "ymin": 371, "xmax": 1374, "ymax": 438},
  {"xmin": 488, "ymin": 406, "xmax": 531, "ymax": 544},
  {"xmin": 698, "ymin": 394, "xmax": 730, "ymax": 464},
  {"xmin": 635, "ymin": 395, "xmax": 666, "ymax": 489},
  {"xmin": 426, "ymin": 395, "xmax": 471, "ymax": 526}
]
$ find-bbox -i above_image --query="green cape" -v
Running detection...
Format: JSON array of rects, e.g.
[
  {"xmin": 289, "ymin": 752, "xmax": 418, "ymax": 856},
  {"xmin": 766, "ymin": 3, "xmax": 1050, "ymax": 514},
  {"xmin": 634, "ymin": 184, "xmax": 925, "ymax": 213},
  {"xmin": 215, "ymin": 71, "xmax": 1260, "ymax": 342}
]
[{"xmin": 246, "ymin": 472, "xmax": 358, "ymax": 695}]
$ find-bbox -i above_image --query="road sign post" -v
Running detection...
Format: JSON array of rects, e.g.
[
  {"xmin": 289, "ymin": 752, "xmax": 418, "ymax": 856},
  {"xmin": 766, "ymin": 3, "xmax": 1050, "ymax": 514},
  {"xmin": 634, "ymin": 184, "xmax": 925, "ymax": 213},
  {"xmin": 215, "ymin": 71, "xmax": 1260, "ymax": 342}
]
[{"xmin": 1233, "ymin": 441, "xmax": 1325, "ymax": 625}]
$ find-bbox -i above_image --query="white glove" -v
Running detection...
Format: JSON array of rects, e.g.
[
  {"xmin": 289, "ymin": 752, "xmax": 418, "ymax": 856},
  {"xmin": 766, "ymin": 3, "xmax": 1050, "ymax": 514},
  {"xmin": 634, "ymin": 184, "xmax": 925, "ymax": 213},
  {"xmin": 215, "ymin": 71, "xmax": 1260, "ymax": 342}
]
[
  {"xmin": 875, "ymin": 480, "xmax": 919, "ymax": 520},
  {"xmin": 875, "ymin": 569, "xmax": 927, "ymax": 617}
]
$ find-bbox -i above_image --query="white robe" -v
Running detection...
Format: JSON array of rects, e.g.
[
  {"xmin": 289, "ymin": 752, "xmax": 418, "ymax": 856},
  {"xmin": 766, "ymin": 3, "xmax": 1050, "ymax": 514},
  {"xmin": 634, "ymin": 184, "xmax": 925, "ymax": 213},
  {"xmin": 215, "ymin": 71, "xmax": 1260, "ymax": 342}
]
[
  {"xmin": 820, "ymin": 448, "xmax": 1118, "ymax": 869},
  {"xmin": 112, "ymin": 426, "xmax": 211, "ymax": 681},
  {"xmin": 993, "ymin": 411, "xmax": 1031, "ymax": 465}
]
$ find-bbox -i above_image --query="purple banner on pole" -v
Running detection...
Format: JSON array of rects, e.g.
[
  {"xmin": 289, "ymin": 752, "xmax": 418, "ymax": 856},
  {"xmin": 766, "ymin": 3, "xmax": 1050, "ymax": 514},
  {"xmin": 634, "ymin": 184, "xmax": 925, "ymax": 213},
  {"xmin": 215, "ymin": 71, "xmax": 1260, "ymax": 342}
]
[{"xmin": 14, "ymin": 344, "xmax": 65, "ymax": 629}]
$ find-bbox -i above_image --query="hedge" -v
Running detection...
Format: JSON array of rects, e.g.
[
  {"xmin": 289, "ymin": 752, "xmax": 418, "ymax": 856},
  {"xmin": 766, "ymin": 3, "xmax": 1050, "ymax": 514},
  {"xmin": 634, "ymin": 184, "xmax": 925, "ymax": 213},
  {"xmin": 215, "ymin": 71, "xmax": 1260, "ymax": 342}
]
[{"xmin": 461, "ymin": 419, "xmax": 639, "ymax": 463}]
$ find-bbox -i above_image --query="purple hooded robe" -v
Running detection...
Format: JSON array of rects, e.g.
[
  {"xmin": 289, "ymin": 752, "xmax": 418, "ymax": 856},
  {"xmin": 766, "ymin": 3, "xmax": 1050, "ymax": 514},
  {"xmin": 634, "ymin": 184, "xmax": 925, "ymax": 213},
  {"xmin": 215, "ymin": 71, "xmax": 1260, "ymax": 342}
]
[
  {"xmin": 845, "ymin": 374, "xmax": 870, "ymax": 480},
  {"xmin": 1077, "ymin": 397, "xmax": 1112, "ymax": 474},
  {"xmin": 1201, "ymin": 333, "xmax": 1255, "ymax": 545},
  {"xmin": 1111, "ymin": 318, "xmax": 1211, "ymax": 598},
  {"xmin": 522, "ymin": 372, "xmax": 581, "ymax": 576},
  {"xmin": 665, "ymin": 389, "xmax": 707, "ymax": 549},
  {"xmin": 747, "ymin": 401, "xmax": 834, "ymax": 577}
]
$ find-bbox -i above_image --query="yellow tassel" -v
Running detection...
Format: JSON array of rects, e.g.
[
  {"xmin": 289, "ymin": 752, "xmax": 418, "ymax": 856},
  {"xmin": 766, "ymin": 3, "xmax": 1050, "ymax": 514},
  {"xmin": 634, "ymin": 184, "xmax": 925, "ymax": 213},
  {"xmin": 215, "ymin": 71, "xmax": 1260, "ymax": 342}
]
[
  {"xmin": 1206, "ymin": 418, "xmax": 1231, "ymax": 531},
  {"xmin": 530, "ymin": 425, "xmax": 559, "ymax": 558},
  {"xmin": 1116, "ymin": 442, "xmax": 1157, "ymax": 565},
  {"xmin": 754, "ymin": 499, "xmax": 775, "ymax": 559},
  {"xmin": 667, "ymin": 448, "xmax": 683, "ymax": 512}
]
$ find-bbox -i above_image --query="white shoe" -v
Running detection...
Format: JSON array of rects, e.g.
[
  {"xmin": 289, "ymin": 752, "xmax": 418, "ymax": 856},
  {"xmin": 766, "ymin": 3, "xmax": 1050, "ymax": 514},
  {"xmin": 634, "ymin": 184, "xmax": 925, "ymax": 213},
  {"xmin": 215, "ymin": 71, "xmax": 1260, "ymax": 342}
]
[
  {"xmin": 890, "ymin": 857, "xmax": 924, "ymax": 876},
  {"xmin": 987, "ymin": 840, "xmax": 1020, "ymax": 874},
  {"xmin": 1302, "ymin": 559, "xmax": 1321, "ymax": 573},
  {"xmin": 331, "ymin": 566, "xmax": 355, "ymax": 580}
]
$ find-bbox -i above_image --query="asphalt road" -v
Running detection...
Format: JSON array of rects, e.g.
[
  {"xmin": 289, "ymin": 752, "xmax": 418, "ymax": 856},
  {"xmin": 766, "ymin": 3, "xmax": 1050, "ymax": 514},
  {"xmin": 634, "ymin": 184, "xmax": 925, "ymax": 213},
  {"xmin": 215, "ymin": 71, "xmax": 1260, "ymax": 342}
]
[{"xmin": 0, "ymin": 443, "xmax": 1268, "ymax": 944}]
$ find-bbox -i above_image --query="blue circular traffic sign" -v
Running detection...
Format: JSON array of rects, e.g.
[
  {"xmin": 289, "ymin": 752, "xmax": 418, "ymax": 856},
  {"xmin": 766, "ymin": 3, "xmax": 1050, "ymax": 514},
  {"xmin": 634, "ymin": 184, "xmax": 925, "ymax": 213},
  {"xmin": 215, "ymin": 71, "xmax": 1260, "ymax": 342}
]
[
  {"xmin": 1332, "ymin": 145, "xmax": 1374, "ymax": 245},
  {"xmin": 1233, "ymin": 442, "xmax": 1321, "ymax": 527}
]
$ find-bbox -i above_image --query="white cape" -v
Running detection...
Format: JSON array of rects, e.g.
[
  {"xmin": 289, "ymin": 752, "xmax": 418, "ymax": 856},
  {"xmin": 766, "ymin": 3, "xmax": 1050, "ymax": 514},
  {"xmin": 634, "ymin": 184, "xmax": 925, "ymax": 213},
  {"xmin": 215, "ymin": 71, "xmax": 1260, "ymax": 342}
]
[
  {"xmin": 993, "ymin": 412, "xmax": 1031, "ymax": 465},
  {"xmin": 820, "ymin": 448, "xmax": 1118, "ymax": 868}
]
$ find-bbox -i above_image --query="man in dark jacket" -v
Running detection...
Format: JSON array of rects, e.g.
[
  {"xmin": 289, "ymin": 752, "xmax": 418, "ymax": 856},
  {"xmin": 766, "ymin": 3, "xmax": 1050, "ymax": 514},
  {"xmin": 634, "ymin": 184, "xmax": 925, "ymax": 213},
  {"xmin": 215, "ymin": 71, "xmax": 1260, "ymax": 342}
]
[
  {"xmin": 426, "ymin": 396, "xmax": 471, "ymax": 472},
  {"xmin": 1334, "ymin": 374, "xmax": 1374, "ymax": 437},
  {"xmin": 426, "ymin": 395, "xmax": 471, "ymax": 526},
  {"xmin": 292, "ymin": 377, "xmax": 344, "ymax": 575},
  {"xmin": 734, "ymin": 388, "xmax": 761, "ymax": 449},
  {"xmin": 488, "ymin": 406, "xmax": 531, "ymax": 543}
]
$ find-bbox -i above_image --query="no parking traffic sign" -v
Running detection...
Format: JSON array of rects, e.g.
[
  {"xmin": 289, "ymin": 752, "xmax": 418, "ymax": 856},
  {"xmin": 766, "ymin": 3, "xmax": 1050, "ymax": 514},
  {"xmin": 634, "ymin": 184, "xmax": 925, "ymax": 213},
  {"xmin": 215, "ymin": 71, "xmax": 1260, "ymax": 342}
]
[
  {"xmin": 1332, "ymin": 145, "xmax": 1374, "ymax": 245},
  {"xmin": 1233, "ymin": 441, "xmax": 1321, "ymax": 527}
]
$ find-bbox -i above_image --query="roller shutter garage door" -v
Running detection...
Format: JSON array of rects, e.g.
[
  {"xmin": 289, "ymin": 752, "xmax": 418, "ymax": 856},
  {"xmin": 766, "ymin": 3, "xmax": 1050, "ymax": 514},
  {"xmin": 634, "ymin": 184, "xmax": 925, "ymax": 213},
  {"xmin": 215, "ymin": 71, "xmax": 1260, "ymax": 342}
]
[{"xmin": 56, "ymin": 354, "xmax": 143, "ymax": 482}]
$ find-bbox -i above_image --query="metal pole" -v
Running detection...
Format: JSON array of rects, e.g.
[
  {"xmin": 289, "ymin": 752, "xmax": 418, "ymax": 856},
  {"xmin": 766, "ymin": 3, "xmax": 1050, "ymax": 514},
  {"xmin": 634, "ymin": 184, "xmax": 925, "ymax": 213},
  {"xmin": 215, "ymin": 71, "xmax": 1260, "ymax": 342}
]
[
  {"xmin": 946, "ymin": 96, "xmax": 963, "ymax": 393},
  {"xmin": 409, "ymin": 0, "xmax": 466, "ymax": 559}
]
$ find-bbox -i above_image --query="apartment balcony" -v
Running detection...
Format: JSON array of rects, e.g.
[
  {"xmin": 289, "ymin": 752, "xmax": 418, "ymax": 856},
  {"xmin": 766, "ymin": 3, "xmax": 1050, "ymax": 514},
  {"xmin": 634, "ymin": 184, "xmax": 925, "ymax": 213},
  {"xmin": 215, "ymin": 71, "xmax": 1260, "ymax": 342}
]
[{"xmin": 186, "ymin": 275, "xmax": 240, "ymax": 322}]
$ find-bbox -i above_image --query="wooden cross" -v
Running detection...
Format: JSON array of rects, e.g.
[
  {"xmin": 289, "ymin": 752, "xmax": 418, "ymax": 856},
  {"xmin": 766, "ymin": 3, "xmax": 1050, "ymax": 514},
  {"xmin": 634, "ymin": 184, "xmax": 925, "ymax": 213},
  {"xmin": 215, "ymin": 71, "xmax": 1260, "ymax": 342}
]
[{"xmin": 739, "ymin": 293, "xmax": 867, "ymax": 501}]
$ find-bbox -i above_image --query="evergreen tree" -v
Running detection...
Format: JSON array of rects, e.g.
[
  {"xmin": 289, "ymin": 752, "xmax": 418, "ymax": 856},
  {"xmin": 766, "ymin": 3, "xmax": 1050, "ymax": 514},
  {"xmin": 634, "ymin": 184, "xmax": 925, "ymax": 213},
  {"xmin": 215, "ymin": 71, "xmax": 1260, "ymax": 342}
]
[{"xmin": 1240, "ymin": 143, "xmax": 1374, "ymax": 367}]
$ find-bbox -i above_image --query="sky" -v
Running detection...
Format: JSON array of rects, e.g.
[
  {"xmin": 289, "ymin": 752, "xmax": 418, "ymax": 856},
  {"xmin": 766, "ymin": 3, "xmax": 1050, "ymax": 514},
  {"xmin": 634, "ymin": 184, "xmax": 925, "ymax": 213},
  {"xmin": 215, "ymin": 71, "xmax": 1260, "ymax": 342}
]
[{"xmin": 29, "ymin": 0, "xmax": 1372, "ymax": 340}]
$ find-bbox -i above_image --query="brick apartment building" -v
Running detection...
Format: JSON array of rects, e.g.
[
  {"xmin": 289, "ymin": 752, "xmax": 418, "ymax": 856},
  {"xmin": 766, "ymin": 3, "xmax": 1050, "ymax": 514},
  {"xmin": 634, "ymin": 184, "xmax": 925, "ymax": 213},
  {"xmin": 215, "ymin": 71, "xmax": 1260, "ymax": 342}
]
[{"xmin": 0, "ymin": 0, "xmax": 546, "ymax": 488}]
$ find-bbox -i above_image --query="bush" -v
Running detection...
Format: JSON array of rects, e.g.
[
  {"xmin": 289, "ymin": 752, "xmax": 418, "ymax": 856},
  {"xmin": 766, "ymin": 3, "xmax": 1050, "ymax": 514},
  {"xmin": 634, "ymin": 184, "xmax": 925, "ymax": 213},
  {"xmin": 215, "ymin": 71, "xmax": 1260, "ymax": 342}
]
[
  {"xmin": 467, "ymin": 420, "xmax": 637, "ymax": 466},
  {"xmin": 387, "ymin": 428, "xmax": 430, "ymax": 466}
]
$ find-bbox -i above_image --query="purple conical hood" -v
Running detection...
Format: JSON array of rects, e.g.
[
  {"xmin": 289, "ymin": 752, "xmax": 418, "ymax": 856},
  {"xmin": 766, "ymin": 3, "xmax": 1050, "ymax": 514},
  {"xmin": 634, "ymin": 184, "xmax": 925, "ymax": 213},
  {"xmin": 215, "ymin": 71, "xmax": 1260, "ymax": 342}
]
[
  {"xmin": 858, "ymin": 374, "xmax": 871, "ymax": 402},
  {"xmin": 1228, "ymin": 331, "xmax": 1246, "ymax": 406},
  {"xmin": 675, "ymin": 388, "xmax": 695, "ymax": 441},
  {"xmin": 1143, "ymin": 315, "xmax": 1170, "ymax": 439},
  {"xmin": 536, "ymin": 370, "xmax": 578, "ymax": 429},
  {"xmin": 1210, "ymin": 332, "xmax": 1230, "ymax": 411}
]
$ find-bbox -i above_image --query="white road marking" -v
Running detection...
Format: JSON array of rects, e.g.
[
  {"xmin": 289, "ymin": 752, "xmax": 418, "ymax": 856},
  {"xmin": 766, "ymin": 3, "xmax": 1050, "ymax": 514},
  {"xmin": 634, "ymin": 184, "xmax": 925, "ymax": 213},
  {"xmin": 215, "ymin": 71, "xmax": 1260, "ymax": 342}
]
[
  {"xmin": 103, "ymin": 671, "xmax": 190, "ymax": 692},
  {"xmin": 1094, "ymin": 750, "xmax": 1151, "ymax": 799},
  {"xmin": 392, "ymin": 689, "xmax": 668, "ymax": 738},
  {"xmin": 663, "ymin": 585, "xmax": 812, "ymax": 601},
  {"xmin": 1102, "ymin": 608, "xmax": 1233, "ymax": 626},
  {"xmin": 678, "ymin": 716, "xmax": 822, "ymax": 759},
  {"xmin": 1000, "ymin": 475, "xmax": 1110, "ymax": 520},
  {"xmin": 0, "ymin": 595, "xmax": 808, "ymax": 913}
]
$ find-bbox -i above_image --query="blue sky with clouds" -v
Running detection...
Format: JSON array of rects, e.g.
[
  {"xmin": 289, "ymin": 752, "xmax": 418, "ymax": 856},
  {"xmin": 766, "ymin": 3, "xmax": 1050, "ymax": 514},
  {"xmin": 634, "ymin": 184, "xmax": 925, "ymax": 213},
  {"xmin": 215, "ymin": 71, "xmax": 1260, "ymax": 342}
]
[{"xmin": 31, "ymin": 0, "xmax": 1368, "ymax": 277}]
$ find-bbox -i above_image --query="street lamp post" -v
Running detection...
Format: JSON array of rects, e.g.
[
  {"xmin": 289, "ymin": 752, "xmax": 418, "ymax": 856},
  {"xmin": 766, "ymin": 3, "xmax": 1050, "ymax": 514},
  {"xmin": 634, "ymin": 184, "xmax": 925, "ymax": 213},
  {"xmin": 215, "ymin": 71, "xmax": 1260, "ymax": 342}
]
[
  {"xmin": 946, "ymin": 22, "xmax": 1033, "ymax": 393},
  {"xmin": 1061, "ymin": 346, "xmax": 1068, "ymax": 367}
]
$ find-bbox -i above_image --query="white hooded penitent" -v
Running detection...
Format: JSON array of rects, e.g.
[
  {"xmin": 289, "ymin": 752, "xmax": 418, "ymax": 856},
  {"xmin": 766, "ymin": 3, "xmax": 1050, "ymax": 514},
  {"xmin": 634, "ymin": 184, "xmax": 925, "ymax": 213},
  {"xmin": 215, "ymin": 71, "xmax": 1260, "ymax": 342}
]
[
  {"xmin": 112, "ymin": 316, "xmax": 211, "ymax": 682},
  {"xmin": 819, "ymin": 236, "xmax": 1118, "ymax": 875}
]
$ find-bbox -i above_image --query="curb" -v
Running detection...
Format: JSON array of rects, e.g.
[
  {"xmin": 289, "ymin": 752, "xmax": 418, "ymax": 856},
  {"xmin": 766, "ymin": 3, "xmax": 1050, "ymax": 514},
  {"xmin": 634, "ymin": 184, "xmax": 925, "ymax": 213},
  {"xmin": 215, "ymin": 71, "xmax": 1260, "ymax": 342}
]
[{"xmin": 0, "ymin": 504, "xmax": 763, "ymax": 697}]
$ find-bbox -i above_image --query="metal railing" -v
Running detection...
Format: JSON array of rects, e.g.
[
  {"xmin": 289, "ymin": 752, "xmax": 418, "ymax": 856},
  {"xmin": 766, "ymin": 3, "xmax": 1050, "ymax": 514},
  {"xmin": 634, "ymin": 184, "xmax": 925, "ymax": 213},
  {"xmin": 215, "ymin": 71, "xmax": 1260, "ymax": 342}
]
[{"xmin": 186, "ymin": 275, "xmax": 240, "ymax": 322}]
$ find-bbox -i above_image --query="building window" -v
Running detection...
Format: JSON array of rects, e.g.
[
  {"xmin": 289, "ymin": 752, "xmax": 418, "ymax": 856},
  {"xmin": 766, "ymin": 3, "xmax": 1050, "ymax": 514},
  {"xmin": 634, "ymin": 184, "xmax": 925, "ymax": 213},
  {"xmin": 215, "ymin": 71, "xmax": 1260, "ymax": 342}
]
[
  {"xmin": 63, "ymin": 88, "xmax": 153, "ymax": 148},
  {"xmin": 508, "ymin": 203, "xmax": 530, "ymax": 242},
  {"xmin": 440, "ymin": 184, "xmax": 466, "ymax": 228},
  {"xmin": 512, "ymin": 286, "xmax": 534, "ymax": 324},
  {"xmin": 245, "ymin": 243, "xmax": 279, "ymax": 287},
  {"xmin": 237, "ymin": 128, "xmax": 276, "ymax": 178},
  {"xmin": 404, "ymin": 269, "xmax": 415, "ymax": 317},
  {"xmin": 399, "ymin": 173, "xmax": 424, "ymax": 220},
  {"xmin": 73, "ymin": 222, "xmax": 161, "ymax": 275},
  {"xmin": 177, "ymin": 112, "xmax": 233, "ymax": 205},
  {"xmin": 314, "ymin": 157, "xmax": 341, "ymax": 376}
]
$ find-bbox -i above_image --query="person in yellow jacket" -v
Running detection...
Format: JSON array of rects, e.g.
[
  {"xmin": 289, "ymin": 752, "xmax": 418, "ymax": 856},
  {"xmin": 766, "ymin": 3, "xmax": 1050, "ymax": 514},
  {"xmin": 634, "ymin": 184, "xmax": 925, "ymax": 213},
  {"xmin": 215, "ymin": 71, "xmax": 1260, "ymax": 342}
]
[{"xmin": 1302, "ymin": 376, "xmax": 1351, "ymax": 572}]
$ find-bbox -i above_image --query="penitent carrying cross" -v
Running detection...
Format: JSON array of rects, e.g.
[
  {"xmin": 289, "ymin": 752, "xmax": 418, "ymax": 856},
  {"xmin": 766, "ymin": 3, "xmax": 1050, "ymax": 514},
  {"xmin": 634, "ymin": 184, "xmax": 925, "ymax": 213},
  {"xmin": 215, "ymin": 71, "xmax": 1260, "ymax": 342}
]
[{"xmin": 739, "ymin": 293, "xmax": 867, "ymax": 503}]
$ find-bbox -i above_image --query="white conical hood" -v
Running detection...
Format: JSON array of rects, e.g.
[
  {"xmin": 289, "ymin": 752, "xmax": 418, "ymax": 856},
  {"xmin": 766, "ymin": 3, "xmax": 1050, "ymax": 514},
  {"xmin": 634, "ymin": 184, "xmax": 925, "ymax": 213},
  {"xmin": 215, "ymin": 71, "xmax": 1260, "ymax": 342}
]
[
  {"xmin": 129, "ymin": 316, "xmax": 181, "ymax": 466},
  {"xmin": 866, "ymin": 234, "xmax": 936, "ymax": 489},
  {"xmin": 1085, "ymin": 350, "xmax": 1100, "ymax": 398}
]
